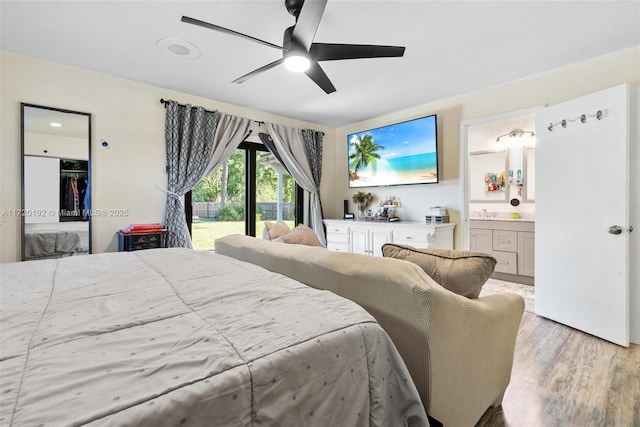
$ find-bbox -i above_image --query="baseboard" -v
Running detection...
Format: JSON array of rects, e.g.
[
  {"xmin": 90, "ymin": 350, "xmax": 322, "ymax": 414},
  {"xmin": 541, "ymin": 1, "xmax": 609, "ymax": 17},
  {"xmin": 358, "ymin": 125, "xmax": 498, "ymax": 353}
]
[{"xmin": 491, "ymin": 272, "xmax": 534, "ymax": 286}]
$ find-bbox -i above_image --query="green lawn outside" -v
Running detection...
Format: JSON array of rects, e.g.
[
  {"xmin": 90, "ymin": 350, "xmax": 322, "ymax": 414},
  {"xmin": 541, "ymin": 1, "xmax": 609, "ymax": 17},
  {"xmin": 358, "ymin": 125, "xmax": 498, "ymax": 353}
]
[{"xmin": 191, "ymin": 218, "xmax": 295, "ymax": 250}]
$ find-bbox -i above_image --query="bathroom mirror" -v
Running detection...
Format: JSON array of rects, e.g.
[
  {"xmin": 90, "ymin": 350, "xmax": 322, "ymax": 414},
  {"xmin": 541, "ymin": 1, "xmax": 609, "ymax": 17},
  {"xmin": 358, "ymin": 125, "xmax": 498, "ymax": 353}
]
[
  {"xmin": 469, "ymin": 150, "xmax": 509, "ymax": 202},
  {"xmin": 523, "ymin": 146, "xmax": 535, "ymax": 202},
  {"xmin": 21, "ymin": 104, "xmax": 91, "ymax": 261}
]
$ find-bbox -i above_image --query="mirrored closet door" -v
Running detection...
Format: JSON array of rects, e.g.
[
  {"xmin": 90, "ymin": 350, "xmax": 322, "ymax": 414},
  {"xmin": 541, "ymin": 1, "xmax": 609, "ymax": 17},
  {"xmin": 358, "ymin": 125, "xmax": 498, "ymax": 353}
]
[{"xmin": 21, "ymin": 104, "xmax": 91, "ymax": 261}]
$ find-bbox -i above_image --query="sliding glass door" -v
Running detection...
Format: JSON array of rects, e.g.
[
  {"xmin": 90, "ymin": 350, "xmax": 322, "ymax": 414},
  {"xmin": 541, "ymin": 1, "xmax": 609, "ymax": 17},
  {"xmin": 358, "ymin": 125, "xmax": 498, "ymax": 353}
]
[{"xmin": 187, "ymin": 141, "xmax": 298, "ymax": 250}]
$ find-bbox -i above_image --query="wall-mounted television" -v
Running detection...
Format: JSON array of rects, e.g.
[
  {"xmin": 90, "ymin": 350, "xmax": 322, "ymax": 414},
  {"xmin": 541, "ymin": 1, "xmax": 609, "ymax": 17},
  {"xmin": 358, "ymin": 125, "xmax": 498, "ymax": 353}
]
[{"xmin": 348, "ymin": 114, "xmax": 438, "ymax": 188}]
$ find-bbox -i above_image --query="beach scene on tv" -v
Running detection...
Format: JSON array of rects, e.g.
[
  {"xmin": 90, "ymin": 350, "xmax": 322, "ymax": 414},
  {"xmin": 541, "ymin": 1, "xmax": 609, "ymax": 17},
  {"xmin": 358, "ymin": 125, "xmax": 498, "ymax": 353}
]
[{"xmin": 348, "ymin": 115, "xmax": 438, "ymax": 187}]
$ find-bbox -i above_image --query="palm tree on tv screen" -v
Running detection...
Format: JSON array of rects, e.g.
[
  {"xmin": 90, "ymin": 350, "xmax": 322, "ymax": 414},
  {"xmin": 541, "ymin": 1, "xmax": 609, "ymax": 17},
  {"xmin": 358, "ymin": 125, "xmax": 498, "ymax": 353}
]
[{"xmin": 349, "ymin": 134, "xmax": 384, "ymax": 181}]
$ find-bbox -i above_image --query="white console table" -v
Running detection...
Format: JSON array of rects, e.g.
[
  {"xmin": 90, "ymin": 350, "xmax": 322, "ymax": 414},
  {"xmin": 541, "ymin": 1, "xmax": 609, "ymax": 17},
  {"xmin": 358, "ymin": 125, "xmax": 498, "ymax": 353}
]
[{"xmin": 324, "ymin": 219, "xmax": 455, "ymax": 257}]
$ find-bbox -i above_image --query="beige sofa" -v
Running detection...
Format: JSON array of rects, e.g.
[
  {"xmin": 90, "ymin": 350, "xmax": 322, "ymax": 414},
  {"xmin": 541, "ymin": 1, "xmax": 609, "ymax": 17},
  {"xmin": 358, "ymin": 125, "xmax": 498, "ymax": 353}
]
[{"xmin": 215, "ymin": 234, "xmax": 524, "ymax": 426}]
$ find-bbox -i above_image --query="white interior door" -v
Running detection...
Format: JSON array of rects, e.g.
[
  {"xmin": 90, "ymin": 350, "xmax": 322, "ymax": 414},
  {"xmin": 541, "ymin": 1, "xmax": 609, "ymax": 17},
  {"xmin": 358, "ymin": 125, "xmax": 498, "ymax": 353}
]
[{"xmin": 535, "ymin": 84, "xmax": 630, "ymax": 346}]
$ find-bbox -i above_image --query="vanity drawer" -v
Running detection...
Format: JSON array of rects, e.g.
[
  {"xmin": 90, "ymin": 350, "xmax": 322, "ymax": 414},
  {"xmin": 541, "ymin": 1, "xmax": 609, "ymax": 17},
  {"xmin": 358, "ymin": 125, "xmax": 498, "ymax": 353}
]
[
  {"xmin": 493, "ymin": 230, "xmax": 518, "ymax": 252},
  {"xmin": 493, "ymin": 251, "xmax": 518, "ymax": 275}
]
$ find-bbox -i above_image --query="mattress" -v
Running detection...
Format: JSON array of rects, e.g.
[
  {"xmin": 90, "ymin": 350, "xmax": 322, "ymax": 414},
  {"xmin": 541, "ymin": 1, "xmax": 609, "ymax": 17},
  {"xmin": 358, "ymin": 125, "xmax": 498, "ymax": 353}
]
[{"xmin": 0, "ymin": 248, "xmax": 428, "ymax": 426}]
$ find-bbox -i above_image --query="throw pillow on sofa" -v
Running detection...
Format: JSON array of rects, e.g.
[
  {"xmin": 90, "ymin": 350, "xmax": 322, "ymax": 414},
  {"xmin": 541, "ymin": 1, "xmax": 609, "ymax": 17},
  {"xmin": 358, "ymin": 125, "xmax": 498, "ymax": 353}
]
[
  {"xmin": 381, "ymin": 243, "xmax": 497, "ymax": 298},
  {"xmin": 263, "ymin": 221, "xmax": 291, "ymax": 240},
  {"xmin": 273, "ymin": 224, "xmax": 322, "ymax": 247}
]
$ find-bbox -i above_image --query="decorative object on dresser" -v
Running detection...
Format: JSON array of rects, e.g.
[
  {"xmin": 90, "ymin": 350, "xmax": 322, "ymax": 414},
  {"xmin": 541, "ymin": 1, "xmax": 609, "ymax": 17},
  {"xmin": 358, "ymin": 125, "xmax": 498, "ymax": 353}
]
[
  {"xmin": 118, "ymin": 223, "xmax": 167, "ymax": 251},
  {"xmin": 342, "ymin": 199, "xmax": 354, "ymax": 219},
  {"xmin": 425, "ymin": 206, "xmax": 449, "ymax": 224},
  {"xmin": 351, "ymin": 191, "xmax": 374, "ymax": 220},
  {"xmin": 324, "ymin": 219, "xmax": 455, "ymax": 256}
]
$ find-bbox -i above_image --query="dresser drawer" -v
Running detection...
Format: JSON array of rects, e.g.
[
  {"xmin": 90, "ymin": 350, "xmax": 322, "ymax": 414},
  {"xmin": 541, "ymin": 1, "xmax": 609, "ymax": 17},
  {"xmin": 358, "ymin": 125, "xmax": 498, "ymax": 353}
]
[
  {"xmin": 493, "ymin": 251, "xmax": 518, "ymax": 274},
  {"xmin": 392, "ymin": 228, "xmax": 430, "ymax": 245},
  {"xmin": 326, "ymin": 224, "xmax": 350, "ymax": 244},
  {"xmin": 493, "ymin": 230, "xmax": 518, "ymax": 252},
  {"xmin": 327, "ymin": 242, "xmax": 350, "ymax": 252}
]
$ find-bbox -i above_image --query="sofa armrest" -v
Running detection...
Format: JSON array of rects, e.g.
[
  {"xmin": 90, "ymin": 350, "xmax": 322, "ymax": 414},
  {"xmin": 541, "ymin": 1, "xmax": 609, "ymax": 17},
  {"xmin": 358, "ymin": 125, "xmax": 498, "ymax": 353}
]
[{"xmin": 427, "ymin": 288, "xmax": 524, "ymax": 426}]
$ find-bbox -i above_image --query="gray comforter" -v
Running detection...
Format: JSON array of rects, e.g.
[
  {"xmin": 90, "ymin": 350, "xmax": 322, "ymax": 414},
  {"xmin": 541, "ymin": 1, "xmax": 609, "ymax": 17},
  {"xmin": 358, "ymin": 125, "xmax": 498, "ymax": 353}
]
[{"xmin": 0, "ymin": 248, "xmax": 428, "ymax": 426}]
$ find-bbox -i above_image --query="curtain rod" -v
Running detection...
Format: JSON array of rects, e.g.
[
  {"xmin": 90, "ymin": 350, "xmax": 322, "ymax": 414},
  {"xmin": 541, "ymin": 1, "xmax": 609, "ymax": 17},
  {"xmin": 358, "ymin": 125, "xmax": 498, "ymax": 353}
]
[{"xmin": 160, "ymin": 98, "xmax": 264, "ymax": 125}]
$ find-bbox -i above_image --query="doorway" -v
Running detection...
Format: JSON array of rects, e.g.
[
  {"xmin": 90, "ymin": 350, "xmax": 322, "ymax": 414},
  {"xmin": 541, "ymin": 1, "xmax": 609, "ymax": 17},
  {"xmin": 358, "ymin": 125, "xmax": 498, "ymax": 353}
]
[{"xmin": 459, "ymin": 106, "xmax": 541, "ymax": 250}]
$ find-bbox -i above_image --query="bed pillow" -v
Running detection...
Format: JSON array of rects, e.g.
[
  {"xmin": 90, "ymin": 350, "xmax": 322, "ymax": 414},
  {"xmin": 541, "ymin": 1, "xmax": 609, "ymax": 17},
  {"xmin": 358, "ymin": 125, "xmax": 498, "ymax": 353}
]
[
  {"xmin": 263, "ymin": 221, "xmax": 291, "ymax": 240},
  {"xmin": 381, "ymin": 243, "xmax": 497, "ymax": 298},
  {"xmin": 274, "ymin": 224, "xmax": 322, "ymax": 247}
]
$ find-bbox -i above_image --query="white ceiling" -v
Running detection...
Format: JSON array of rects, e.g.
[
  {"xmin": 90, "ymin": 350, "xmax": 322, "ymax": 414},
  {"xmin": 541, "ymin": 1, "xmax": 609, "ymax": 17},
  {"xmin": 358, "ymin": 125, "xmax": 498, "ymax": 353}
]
[{"xmin": 2, "ymin": 1, "xmax": 638, "ymax": 127}]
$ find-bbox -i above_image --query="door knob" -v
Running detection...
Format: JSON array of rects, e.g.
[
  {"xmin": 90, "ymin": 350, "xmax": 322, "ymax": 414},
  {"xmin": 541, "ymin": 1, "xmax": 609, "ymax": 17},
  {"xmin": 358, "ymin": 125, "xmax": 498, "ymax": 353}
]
[{"xmin": 608, "ymin": 225, "xmax": 633, "ymax": 235}]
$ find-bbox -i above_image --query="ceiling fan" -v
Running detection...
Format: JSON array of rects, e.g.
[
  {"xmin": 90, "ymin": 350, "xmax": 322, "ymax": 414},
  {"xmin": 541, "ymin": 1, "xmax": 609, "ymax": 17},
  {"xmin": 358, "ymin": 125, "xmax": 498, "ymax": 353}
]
[{"xmin": 181, "ymin": 0, "xmax": 405, "ymax": 94}]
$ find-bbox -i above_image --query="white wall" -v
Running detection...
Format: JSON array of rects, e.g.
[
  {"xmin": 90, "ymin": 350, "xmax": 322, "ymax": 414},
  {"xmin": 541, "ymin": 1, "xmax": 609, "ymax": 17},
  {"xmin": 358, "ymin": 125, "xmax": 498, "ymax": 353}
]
[{"xmin": 1, "ymin": 51, "xmax": 335, "ymax": 262}]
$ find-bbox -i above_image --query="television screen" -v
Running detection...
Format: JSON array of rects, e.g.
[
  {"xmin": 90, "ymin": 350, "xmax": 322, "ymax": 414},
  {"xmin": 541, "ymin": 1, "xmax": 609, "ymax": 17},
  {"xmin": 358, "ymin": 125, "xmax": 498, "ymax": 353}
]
[{"xmin": 348, "ymin": 114, "xmax": 438, "ymax": 188}]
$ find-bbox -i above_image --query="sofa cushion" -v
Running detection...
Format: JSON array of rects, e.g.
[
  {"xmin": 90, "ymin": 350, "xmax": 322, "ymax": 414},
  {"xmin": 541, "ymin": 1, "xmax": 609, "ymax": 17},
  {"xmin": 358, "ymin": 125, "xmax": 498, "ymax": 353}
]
[
  {"xmin": 381, "ymin": 244, "xmax": 497, "ymax": 298},
  {"xmin": 263, "ymin": 221, "xmax": 291, "ymax": 240},
  {"xmin": 273, "ymin": 223, "xmax": 322, "ymax": 247}
]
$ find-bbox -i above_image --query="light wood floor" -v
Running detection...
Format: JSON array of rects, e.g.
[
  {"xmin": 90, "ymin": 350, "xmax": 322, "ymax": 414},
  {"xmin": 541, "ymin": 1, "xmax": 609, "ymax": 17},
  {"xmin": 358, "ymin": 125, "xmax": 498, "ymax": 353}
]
[{"xmin": 477, "ymin": 310, "xmax": 640, "ymax": 427}]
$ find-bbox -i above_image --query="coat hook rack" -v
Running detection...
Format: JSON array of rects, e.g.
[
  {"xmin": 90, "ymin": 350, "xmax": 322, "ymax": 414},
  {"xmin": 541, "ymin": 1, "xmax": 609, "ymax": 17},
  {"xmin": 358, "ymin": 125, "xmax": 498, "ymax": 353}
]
[{"xmin": 547, "ymin": 109, "xmax": 605, "ymax": 132}]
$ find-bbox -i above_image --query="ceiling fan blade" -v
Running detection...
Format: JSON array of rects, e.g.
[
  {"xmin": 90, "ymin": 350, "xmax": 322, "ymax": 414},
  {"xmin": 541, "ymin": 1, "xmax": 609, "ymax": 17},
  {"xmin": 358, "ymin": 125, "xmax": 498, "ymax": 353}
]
[
  {"xmin": 304, "ymin": 62, "xmax": 336, "ymax": 94},
  {"xmin": 310, "ymin": 43, "xmax": 405, "ymax": 61},
  {"xmin": 291, "ymin": 0, "xmax": 327, "ymax": 51},
  {"xmin": 181, "ymin": 16, "xmax": 284, "ymax": 51},
  {"xmin": 232, "ymin": 58, "xmax": 285, "ymax": 84}
]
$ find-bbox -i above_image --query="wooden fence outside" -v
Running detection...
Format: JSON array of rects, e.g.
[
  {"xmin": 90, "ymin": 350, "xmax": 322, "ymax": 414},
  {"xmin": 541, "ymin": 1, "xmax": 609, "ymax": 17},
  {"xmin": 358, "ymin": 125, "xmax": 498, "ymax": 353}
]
[{"xmin": 192, "ymin": 202, "xmax": 295, "ymax": 220}]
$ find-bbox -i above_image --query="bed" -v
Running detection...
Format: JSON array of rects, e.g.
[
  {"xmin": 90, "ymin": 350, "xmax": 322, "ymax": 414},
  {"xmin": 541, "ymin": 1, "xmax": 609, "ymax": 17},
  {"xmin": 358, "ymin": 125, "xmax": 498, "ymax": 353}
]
[
  {"xmin": 23, "ymin": 222, "xmax": 89, "ymax": 260},
  {"xmin": 0, "ymin": 248, "xmax": 428, "ymax": 426}
]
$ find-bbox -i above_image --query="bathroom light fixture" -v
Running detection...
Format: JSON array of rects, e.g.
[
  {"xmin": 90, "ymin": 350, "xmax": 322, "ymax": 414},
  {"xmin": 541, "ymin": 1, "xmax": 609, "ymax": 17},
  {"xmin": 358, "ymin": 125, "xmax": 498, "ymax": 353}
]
[
  {"xmin": 49, "ymin": 122, "xmax": 62, "ymax": 127},
  {"xmin": 284, "ymin": 53, "xmax": 311, "ymax": 72},
  {"xmin": 496, "ymin": 128, "xmax": 535, "ymax": 142}
]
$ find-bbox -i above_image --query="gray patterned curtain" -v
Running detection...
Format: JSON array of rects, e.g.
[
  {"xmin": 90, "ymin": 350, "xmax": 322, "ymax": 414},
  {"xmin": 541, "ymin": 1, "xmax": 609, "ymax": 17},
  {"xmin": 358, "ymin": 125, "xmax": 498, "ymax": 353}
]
[
  {"xmin": 263, "ymin": 123, "xmax": 326, "ymax": 246},
  {"xmin": 302, "ymin": 129, "xmax": 324, "ymax": 220},
  {"xmin": 164, "ymin": 103, "xmax": 252, "ymax": 248},
  {"xmin": 164, "ymin": 101, "xmax": 220, "ymax": 248}
]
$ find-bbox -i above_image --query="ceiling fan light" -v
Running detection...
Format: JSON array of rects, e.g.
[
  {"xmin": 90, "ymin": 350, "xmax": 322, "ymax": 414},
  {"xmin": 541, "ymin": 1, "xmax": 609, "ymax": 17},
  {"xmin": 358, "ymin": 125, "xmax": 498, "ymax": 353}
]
[{"xmin": 284, "ymin": 54, "xmax": 311, "ymax": 72}]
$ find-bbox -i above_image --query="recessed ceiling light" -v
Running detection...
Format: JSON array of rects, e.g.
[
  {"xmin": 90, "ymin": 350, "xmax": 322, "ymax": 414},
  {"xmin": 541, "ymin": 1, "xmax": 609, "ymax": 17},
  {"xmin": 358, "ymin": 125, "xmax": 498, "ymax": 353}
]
[
  {"xmin": 49, "ymin": 122, "xmax": 62, "ymax": 127},
  {"xmin": 157, "ymin": 38, "xmax": 201, "ymax": 60}
]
